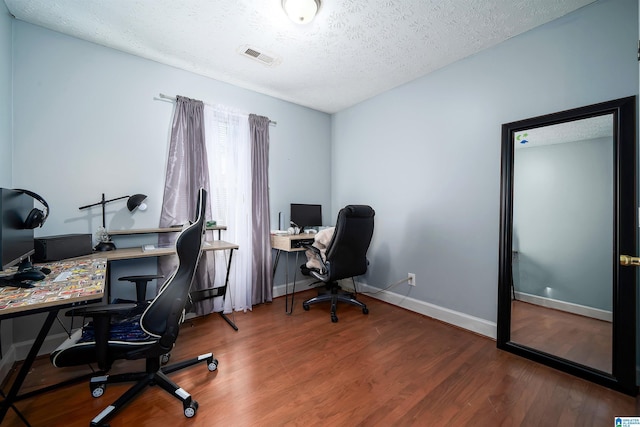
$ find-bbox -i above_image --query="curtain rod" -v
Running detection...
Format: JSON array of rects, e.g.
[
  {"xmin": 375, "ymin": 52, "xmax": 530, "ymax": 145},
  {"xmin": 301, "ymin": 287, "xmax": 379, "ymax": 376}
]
[{"xmin": 158, "ymin": 93, "xmax": 277, "ymax": 126}]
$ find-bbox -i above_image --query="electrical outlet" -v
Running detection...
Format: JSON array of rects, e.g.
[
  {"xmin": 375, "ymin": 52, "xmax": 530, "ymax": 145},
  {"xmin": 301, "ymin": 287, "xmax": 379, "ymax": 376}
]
[{"xmin": 408, "ymin": 273, "xmax": 416, "ymax": 287}]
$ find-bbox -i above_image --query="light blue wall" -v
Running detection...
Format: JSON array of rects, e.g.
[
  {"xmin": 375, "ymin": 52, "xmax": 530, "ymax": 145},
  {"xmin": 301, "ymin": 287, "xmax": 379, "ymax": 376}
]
[
  {"xmin": 8, "ymin": 21, "xmax": 331, "ymax": 340},
  {"xmin": 0, "ymin": 3, "xmax": 11, "ymax": 186},
  {"xmin": 12, "ymin": 21, "xmax": 331, "ymax": 241},
  {"xmin": 331, "ymin": 0, "xmax": 638, "ymax": 322},
  {"xmin": 513, "ymin": 137, "xmax": 613, "ymax": 311},
  {"xmin": 0, "ymin": 0, "xmax": 12, "ymax": 359}
]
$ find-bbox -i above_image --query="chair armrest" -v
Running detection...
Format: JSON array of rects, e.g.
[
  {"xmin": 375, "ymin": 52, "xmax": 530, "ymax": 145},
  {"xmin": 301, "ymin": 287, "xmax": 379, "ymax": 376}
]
[
  {"xmin": 302, "ymin": 243, "xmax": 328, "ymax": 272},
  {"xmin": 65, "ymin": 303, "xmax": 138, "ymax": 318},
  {"xmin": 118, "ymin": 275, "xmax": 164, "ymax": 282}
]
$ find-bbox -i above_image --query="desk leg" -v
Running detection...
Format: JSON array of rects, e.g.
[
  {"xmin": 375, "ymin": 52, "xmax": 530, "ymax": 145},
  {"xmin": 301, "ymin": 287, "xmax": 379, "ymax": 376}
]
[
  {"xmin": 286, "ymin": 252, "xmax": 300, "ymax": 315},
  {"xmin": 0, "ymin": 310, "xmax": 57, "ymax": 425},
  {"xmin": 219, "ymin": 249, "xmax": 238, "ymax": 331},
  {"xmin": 284, "ymin": 252, "xmax": 290, "ymax": 313},
  {"xmin": 272, "ymin": 249, "xmax": 281, "ymax": 280}
]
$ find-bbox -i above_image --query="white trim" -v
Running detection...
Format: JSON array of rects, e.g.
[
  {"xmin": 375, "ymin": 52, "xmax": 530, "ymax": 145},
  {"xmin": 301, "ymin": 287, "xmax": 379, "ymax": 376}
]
[
  {"xmin": 514, "ymin": 291, "xmax": 612, "ymax": 322},
  {"xmin": 0, "ymin": 331, "xmax": 70, "ymax": 383},
  {"xmin": 357, "ymin": 282, "xmax": 497, "ymax": 339},
  {"xmin": 0, "ymin": 343, "xmax": 16, "ymax": 383},
  {"xmin": 272, "ymin": 277, "xmax": 316, "ymax": 298},
  {"xmin": 13, "ymin": 331, "xmax": 70, "ymax": 360},
  {"xmin": 276, "ymin": 277, "xmax": 497, "ymax": 339}
]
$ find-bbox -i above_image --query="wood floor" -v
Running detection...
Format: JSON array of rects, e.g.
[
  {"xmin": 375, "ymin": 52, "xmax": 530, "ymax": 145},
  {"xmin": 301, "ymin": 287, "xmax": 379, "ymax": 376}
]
[
  {"xmin": 1, "ymin": 290, "xmax": 637, "ymax": 426},
  {"xmin": 511, "ymin": 300, "xmax": 612, "ymax": 373}
]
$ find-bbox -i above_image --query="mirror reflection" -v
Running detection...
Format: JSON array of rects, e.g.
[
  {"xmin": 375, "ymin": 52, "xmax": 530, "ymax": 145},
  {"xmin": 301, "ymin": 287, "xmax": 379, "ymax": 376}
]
[{"xmin": 510, "ymin": 114, "xmax": 613, "ymax": 373}]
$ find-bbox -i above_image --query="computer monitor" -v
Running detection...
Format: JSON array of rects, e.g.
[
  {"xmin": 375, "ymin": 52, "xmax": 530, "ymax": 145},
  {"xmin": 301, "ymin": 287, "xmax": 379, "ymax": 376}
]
[
  {"xmin": 290, "ymin": 203, "xmax": 322, "ymax": 231},
  {"xmin": 0, "ymin": 188, "xmax": 35, "ymax": 270}
]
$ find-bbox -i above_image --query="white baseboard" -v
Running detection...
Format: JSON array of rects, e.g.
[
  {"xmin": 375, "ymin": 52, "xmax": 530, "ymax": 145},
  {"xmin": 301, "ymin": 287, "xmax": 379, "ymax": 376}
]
[
  {"xmin": 0, "ymin": 343, "xmax": 16, "ymax": 383},
  {"xmin": 514, "ymin": 291, "xmax": 612, "ymax": 322},
  {"xmin": 275, "ymin": 278, "xmax": 497, "ymax": 339},
  {"xmin": 272, "ymin": 277, "xmax": 316, "ymax": 299},
  {"xmin": 0, "ymin": 331, "xmax": 71, "ymax": 384},
  {"xmin": 357, "ymin": 282, "xmax": 497, "ymax": 339}
]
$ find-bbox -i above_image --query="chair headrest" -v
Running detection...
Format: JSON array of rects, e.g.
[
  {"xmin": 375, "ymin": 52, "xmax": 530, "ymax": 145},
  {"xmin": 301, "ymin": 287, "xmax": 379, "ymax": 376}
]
[{"xmin": 343, "ymin": 205, "xmax": 375, "ymax": 218}]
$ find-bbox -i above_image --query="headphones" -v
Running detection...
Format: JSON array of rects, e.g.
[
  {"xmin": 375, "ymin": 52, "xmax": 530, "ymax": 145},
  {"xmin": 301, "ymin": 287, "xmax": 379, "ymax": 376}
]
[{"xmin": 13, "ymin": 189, "xmax": 49, "ymax": 229}]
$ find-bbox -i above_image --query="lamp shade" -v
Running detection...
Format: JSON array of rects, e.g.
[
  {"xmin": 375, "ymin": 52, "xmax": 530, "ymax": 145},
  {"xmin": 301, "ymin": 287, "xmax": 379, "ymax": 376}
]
[
  {"xmin": 282, "ymin": 0, "xmax": 320, "ymax": 24},
  {"xmin": 127, "ymin": 194, "xmax": 147, "ymax": 212}
]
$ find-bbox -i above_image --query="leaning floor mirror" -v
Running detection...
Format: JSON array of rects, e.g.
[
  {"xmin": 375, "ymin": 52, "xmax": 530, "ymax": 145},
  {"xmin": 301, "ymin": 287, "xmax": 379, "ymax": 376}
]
[{"xmin": 497, "ymin": 96, "xmax": 638, "ymax": 395}]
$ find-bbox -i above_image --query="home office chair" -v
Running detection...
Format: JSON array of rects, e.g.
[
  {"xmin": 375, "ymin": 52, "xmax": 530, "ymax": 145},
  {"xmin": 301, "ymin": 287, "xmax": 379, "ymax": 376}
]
[
  {"xmin": 50, "ymin": 187, "xmax": 217, "ymax": 427},
  {"xmin": 301, "ymin": 205, "xmax": 375, "ymax": 323}
]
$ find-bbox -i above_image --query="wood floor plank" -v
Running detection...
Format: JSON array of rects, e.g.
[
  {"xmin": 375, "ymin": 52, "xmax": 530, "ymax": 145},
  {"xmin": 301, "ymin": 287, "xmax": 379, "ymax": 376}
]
[{"xmin": 1, "ymin": 289, "xmax": 636, "ymax": 426}]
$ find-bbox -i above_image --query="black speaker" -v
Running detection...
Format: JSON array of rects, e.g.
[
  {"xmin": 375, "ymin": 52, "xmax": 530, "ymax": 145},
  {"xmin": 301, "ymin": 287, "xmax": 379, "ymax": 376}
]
[
  {"xmin": 33, "ymin": 234, "xmax": 92, "ymax": 262},
  {"xmin": 13, "ymin": 189, "xmax": 49, "ymax": 229}
]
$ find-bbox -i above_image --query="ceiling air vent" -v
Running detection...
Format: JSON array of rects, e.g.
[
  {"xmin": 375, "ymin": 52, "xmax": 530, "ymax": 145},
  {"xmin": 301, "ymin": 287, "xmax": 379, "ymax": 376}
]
[{"xmin": 238, "ymin": 45, "xmax": 281, "ymax": 67}]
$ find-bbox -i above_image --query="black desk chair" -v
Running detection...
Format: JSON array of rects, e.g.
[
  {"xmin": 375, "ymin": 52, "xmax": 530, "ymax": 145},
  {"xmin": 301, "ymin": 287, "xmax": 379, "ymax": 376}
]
[
  {"xmin": 50, "ymin": 188, "xmax": 217, "ymax": 427},
  {"xmin": 301, "ymin": 205, "xmax": 375, "ymax": 323}
]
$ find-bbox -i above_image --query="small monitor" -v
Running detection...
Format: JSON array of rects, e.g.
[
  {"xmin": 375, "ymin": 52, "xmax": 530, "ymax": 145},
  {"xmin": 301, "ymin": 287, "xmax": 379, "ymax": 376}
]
[
  {"xmin": 290, "ymin": 203, "xmax": 322, "ymax": 231},
  {"xmin": 0, "ymin": 188, "xmax": 35, "ymax": 270}
]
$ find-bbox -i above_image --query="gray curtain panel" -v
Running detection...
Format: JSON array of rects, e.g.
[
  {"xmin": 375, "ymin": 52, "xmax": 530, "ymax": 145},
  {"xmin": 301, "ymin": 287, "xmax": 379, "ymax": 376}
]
[
  {"xmin": 158, "ymin": 95, "xmax": 215, "ymax": 315},
  {"xmin": 249, "ymin": 114, "xmax": 273, "ymax": 304}
]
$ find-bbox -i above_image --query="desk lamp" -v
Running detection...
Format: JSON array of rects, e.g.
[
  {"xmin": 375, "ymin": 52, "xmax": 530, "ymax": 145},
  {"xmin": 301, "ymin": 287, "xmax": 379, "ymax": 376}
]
[{"xmin": 79, "ymin": 193, "xmax": 148, "ymax": 251}]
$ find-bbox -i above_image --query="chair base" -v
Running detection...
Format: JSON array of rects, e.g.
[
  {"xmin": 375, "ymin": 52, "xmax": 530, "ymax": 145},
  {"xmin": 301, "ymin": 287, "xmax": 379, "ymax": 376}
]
[
  {"xmin": 302, "ymin": 282, "xmax": 369, "ymax": 323},
  {"xmin": 89, "ymin": 352, "xmax": 217, "ymax": 427}
]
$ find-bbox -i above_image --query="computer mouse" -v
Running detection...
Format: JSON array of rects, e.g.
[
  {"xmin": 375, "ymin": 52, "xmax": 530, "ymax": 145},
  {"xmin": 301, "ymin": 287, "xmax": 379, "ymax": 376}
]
[{"xmin": 13, "ymin": 269, "xmax": 46, "ymax": 283}]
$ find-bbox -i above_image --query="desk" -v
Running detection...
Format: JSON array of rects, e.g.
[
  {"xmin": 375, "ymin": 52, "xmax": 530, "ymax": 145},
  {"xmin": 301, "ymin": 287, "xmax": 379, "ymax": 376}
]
[
  {"xmin": 76, "ymin": 240, "xmax": 238, "ymax": 261},
  {"xmin": 0, "ymin": 258, "xmax": 106, "ymax": 425},
  {"xmin": 75, "ymin": 240, "xmax": 240, "ymax": 330},
  {"xmin": 271, "ymin": 233, "xmax": 315, "ymax": 314},
  {"xmin": 109, "ymin": 225, "xmax": 227, "ymax": 240}
]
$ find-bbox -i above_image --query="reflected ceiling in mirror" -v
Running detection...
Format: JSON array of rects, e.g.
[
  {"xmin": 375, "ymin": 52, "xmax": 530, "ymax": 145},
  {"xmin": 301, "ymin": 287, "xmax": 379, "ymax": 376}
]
[{"xmin": 514, "ymin": 115, "xmax": 612, "ymax": 149}]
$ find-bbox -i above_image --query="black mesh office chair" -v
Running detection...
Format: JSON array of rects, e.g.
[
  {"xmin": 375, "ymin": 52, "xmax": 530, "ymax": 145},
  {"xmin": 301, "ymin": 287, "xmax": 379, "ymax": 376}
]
[
  {"xmin": 50, "ymin": 188, "xmax": 217, "ymax": 427},
  {"xmin": 301, "ymin": 205, "xmax": 375, "ymax": 323}
]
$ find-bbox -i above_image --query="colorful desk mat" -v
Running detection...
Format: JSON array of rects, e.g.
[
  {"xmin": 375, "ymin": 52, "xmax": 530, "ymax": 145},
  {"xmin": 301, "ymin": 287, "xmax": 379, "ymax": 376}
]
[{"xmin": 0, "ymin": 258, "xmax": 106, "ymax": 312}]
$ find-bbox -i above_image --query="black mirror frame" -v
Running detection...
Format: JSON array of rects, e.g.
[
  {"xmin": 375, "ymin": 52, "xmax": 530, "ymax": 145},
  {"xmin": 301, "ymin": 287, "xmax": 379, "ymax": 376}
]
[{"xmin": 497, "ymin": 96, "xmax": 638, "ymax": 396}]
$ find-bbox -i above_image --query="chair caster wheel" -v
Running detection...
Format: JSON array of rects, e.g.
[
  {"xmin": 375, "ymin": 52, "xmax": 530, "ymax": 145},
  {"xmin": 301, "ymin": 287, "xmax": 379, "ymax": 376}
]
[
  {"xmin": 184, "ymin": 400, "xmax": 199, "ymax": 418},
  {"xmin": 302, "ymin": 303, "xmax": 310, "ymax": 311},
  {"xmin": 161, "ymin": 353, "xmax": 171, "ymax": 365},
  {"xmin": 208, "ymin": 358, "xmax": 218, "ymax": 372},
  {"xmin": 90, "ymin": 383, "xmax": 105, "ymax": 398},
  {"xmin": 363, "ymin": 307, "xmax": 369, "ymax": 314},
  {"xmin": 331, "ymin": 314, "xmax": 338, "ymax": 323}
]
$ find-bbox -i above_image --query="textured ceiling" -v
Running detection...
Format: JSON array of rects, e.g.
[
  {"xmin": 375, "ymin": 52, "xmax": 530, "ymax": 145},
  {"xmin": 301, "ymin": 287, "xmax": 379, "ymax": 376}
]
[{"xmin": 4, "ymin": 0, "xmax": 596, "ymax": 113}]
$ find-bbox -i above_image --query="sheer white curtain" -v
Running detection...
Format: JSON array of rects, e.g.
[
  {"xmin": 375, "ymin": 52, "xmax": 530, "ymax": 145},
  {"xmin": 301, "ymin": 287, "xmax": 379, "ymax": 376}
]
[{"xmin": 204, "ymin": 105, "xmax": 253, "ymax": 313}]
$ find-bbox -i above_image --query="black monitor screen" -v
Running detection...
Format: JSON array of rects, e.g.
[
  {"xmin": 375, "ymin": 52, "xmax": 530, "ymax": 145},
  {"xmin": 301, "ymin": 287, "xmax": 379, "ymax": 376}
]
[
  {"xmin": 290, "ymin": 203, "xmax": 322, "ymax": 231},
  {"xmin": 0, "ymin": 189, "xmax": 34, "ymax": 270}
]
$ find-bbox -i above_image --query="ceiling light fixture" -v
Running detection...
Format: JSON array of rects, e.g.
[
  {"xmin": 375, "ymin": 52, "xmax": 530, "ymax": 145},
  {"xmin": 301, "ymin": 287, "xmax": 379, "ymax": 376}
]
[{"xmin": 282, "ymin": 0, "xmax": 320, "ymax": 24}]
